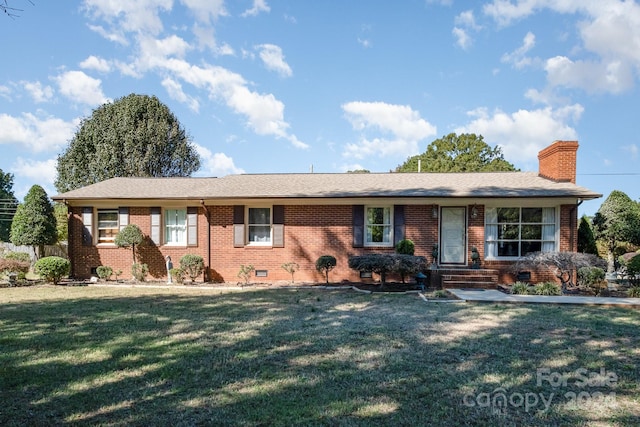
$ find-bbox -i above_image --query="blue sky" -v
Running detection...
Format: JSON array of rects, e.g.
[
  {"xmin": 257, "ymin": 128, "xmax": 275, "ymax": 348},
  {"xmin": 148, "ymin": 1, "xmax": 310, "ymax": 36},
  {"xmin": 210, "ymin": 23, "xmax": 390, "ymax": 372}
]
[{"xmin": 1, "ymin": 1, "xmax": 639, "ymax": 217}]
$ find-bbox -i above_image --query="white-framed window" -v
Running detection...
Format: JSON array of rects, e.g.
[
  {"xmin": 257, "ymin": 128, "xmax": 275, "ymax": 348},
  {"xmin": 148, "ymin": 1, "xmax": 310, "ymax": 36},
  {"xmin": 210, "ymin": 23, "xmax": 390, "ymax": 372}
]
[
  {"xmin": 97, "ymin": 209, "xmax": 118, "ymax": 243},
  {"xmin": 485, "ymin": 207, "xmax": 556, "ymax": 259},
  {"xmin": 165, "ymin": 209, "xmax": 187, "ymax": 245},
  {"xmin": 365, "ymin": 206, "xmax": 393, "ymax": 246},
  {"xmin": 248, "ymin": 207, "xmax": 271, "ymax": 245}
]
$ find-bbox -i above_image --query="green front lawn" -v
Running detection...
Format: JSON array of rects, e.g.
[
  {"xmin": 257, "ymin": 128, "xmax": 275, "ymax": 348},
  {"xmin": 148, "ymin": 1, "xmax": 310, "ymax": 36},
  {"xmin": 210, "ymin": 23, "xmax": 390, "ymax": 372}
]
[{"xmin": 0, "ymin": 286, "xmax": 638, "ymax": 426}]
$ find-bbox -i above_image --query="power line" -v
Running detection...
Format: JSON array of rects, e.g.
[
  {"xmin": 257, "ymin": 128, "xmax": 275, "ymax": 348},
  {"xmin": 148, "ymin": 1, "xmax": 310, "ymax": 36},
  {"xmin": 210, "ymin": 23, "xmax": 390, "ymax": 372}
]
[{"xmin": 577, "ymin": 173, "xmax": 640, "ymax": 176}]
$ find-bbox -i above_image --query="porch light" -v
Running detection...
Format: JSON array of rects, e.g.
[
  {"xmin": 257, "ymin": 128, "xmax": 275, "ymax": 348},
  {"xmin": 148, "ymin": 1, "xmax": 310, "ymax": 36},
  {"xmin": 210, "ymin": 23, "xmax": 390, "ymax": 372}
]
[
  {"xmin": 470, "ymin": 205, "xmax": 478, "ymax": 219},
  {"xmin": 432, "ymin": 205, "xmax": 438, "ymax": 219}
]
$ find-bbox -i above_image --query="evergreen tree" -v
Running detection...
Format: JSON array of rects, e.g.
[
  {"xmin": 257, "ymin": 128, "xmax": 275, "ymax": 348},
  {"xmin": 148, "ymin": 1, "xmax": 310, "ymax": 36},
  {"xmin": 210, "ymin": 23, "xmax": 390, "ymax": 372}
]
[
  {"xmin": 577, "ymin": 215, "xmax": 598, "ymax": 255},
  {"xmin": 0, "ymin": 169, "xmax": 18, "ymax": 242},
  {"xmin": 10, "ymin": 185, "xmax": 57, "ymax": 259}
]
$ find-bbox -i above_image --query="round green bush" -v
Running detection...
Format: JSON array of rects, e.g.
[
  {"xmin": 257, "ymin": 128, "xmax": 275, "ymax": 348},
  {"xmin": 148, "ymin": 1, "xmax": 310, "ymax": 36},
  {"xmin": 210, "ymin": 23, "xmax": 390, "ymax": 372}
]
[
  {"xmin": 34, "ymin": 256, "xmax": 70, "ymax": 285},
  {"xmin": 510, "ymin": 281, "xmax": 531, "ymax": 295},
  {"xmin": 96, "ymin": 266, "xmax": 113, "ymax": 280},
  {"xmin": 395, "ymin": 239, "xmax": 415, "ymax": 255},
  {"xmin": 316, "ymin": 255, "xmax": 337, "ymax": 284},
  {"xmin": 180, "ymin": 254, "xmax": 204, "ymax": 281}
]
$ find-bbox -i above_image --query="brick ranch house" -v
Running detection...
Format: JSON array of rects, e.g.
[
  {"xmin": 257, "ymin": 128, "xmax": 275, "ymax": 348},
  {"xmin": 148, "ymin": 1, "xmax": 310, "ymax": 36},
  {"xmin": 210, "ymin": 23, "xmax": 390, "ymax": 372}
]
[{"xmin": 52, "ymin": 140, "xmax": 601, "ymax": 287}]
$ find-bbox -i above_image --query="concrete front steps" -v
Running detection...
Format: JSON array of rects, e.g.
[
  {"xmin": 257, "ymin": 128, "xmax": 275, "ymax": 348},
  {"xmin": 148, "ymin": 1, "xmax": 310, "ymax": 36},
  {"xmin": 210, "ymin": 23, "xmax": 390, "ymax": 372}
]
[{"xmin": 432, "ymin": 268, "xmax": 499, "ymax": 290}]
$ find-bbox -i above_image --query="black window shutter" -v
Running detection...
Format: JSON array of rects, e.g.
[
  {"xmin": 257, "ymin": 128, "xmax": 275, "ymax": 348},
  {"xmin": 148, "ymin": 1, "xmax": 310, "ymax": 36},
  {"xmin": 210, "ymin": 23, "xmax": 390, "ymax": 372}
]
[
  {"xmin": 352, "ymin": 205, "xmax": 364, "ymax": 247},
  {"xmin": 272, "ymin": 205, "xmax": 284, "ymax": 247},
  {"xmin": 233, "ymin": 205, "xmax": 245, "ymax": 247},
  {"xmin": 394, "ymin": 205, "xmax": 405, "ymax": 245}
]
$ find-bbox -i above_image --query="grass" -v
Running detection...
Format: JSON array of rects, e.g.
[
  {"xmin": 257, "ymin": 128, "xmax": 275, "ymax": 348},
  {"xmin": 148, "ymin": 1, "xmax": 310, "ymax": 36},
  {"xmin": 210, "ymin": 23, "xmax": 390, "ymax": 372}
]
[{"xmin": 1, "ymin": 285, "xmax": 639, "ymax": 426}]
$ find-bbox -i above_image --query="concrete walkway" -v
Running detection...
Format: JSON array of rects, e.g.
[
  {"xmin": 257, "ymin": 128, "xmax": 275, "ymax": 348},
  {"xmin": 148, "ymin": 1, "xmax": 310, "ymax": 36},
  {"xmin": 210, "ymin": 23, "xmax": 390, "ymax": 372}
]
[{"xmin": 448, "ymin": 289, "xmax": 640, "ymax": 308}]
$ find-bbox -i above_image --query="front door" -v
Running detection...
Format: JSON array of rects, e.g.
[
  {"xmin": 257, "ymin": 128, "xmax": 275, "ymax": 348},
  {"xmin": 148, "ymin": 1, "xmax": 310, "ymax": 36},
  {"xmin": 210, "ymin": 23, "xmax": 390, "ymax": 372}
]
[{"xmin": 440, "ymin": 207, "xmax": 466, "ymax": 265}]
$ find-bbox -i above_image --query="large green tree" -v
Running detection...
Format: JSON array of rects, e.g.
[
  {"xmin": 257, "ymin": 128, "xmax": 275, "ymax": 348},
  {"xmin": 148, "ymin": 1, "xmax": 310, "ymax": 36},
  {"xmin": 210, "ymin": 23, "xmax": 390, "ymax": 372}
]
[
  {"xmin": 592, "ymin": 190, "xmax": 640, "ymax": 273},
  {"xmin": 10, "ymin": 185, "xmax": 57, "ymax": 259},
  {"xmin": 55, "ymin": 93, "xmax": 201, "ymax": 192},
  {"xmin": 395, "ymin": 133, "xmax": 518, "ymax": 173},
  {"xmin": 0, "ymin": 169, "xmax": 18, "ymax": 242}
]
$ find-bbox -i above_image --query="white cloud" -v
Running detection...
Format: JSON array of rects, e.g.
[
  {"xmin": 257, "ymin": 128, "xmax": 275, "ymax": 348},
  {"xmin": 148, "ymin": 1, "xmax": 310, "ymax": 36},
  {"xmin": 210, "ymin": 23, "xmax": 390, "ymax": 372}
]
[
  {"xmin": 21, "ymin": 81, "xmax": 54, "ymax": 103},
  {"xmin": 455, "ymin": 105, "xmax": 583, "ymax": 167},
  {"xmin": 54, "ymin": 70, "xmax": 109, "ymax": 106},
  {"xmin": 484, "ymin": 1, "xmax": 640, "ymax": 94},
  {"xmin": 10, "ymin": 158, "xmax": 58, "ymax": 191},
  {"xmin": 86, "ymin": 24, "xmax": 129, "ymax": 45},
  {"xmin": 357, "ymin": 38, "xmax": 372, "ymax": 48},
  {"xmin": 79, "ymin": 55, "xmax": 112, "ymax": 73},
  {"xmin": 455, "ymin": 10, "xmax": 481, "ymax": 30},
  {"xmin": 180, "ymin": 0, "xmax": 227, "ymax": 23},
  {"xmin": 621, "ymin": 144, "xmax": 638, "ymax": 160},
  {"xmin": 545, "ymin": 56, "xmax": 634, "ymax": 94},
  {"xmin": 0, "ymin": 112, "xmax": 78, "ymax": 152},
  {"xmin": 241, "ymin": 0, "xmax": 270, "ymax": 17},
  {"xmin": 452, "ymin": 27, "xmax": 472, "ymax": 50},
  {"xmin": 501, "ymin": 31, "xmax": 536, "ymax": 69},
  {"xmin": 0, "ymin": 85, "xmax": 11, "ymax": 101},
  {"xmin": 137, "ymin": 35, "xmax": 192, "ymax": 71},
  {"xmin": 255, "ymin": 44, "xmax": 292, "ymax": 77},
  {"xmin": 161, "ymin": 77, "xmax": 200, "ymax": 112},
  {"xmin": 192, "ymin": 24, "xmax": 235, "ymax": 55},
  {"xmin": 82, "ymin": 0, "xmax": 172, "ymax": 36},
  {"xmin": 341, "ymin": 101, "xmax": 437, "ymax": 160},
  {"xmin": 193, "ymin": 144, "xmax": 245, "ymax": 176}
]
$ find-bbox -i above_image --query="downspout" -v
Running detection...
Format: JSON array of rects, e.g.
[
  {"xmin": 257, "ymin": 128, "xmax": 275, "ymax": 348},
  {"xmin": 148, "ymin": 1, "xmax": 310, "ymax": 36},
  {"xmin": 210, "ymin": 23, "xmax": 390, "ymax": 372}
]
[
  {"xmin": 570, "ymin": 199, "xmax": 583, "ymax": 252},
  {"xmin": 200, "ymin": 200, "xmax": 211, "ymax": 282}
]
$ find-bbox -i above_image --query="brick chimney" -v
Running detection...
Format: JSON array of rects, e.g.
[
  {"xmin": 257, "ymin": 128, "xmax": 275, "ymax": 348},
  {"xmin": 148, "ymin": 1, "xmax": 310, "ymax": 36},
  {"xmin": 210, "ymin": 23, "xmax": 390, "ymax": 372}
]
[{"xmin": 538, "ymin": 140, "xmax": 578, "ymax": 183}]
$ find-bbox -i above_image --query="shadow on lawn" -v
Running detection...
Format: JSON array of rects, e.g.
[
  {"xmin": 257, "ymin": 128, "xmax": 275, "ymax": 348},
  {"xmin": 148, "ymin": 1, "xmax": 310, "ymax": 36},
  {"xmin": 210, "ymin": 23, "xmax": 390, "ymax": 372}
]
[{"xmin": 0, "ymin": 289, "xmax": 639, "ymax": 426}]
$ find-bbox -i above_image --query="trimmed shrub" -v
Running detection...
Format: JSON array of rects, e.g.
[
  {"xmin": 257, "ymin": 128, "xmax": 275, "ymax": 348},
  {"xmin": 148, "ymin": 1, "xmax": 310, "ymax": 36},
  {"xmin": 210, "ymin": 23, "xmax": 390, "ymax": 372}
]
[
  {"xmin": 115, "ymin": 224, "xmax": 145, "ymax": 263},
  {"xmin": 348, "ymin": 254, "xmax": 395, "ymax": 286},
  {"xmin": 131, "ymin": 263, "xmax": 149, "ymax": 282},
  {"xmin": 532, "ymin": 281, "xmax": 561, "ymax": 296},
  {"xmin": 510, "ymin": 281, "xmax": 531, "ymax": 295},
  {"xmin": 395, "ymin": 239, "xmax": 415, "ymax": 255},
  {"xmin": 316, "ymin": 255, "xmax": 337, "ymax": 284},
  {"xmin": 393, "ymin": 254, "xmax": 427, "ymax": 283},
  {"xmin": 180, "ymin": 254, "xmax": 204, "ymax": 282},
  {"xmin": 34, "ymin": 256, "xmax": 70, "ymax": 285},
  {"xmin": 238, "ymin": 264, "xmax": 255, "ymax": 286},
  {"xmin": 96, "ymin": 266, "xmax": 113, "ymax": 281},
  {"xmin": 170, "ymin": 268, "xmax": 185, "ymax": 285},
  {"xmin": 624, "ymin": 254, "xmax": 640, "ymax": 286}
]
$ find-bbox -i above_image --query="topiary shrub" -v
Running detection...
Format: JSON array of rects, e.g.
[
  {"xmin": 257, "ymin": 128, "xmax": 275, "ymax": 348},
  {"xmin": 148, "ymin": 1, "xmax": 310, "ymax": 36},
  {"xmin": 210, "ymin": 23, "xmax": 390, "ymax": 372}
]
[
  {"xmin": 34, "ymin": 256, "xmax": 70, "ymax": 285},
  {"xmin": 96, "ymin": 266, "xmax": 113, "ymax": 281},
  {"xmin": 131, "ymin": 263, "xmax": 149, "ymax": 282},
  {"xmin": 170, "ymin": 268, "xmax": 185, "ymax": 285},
  {"xmin": 180, "ymin": 254, "xmax": 204, "ymax": 282},
  {"xmin": 532, "ymin": 281, "xmax": 561, "ymax": 296},
  {"xmin": 315, "ymin": 255, "xmax": 337, "ymax": 284},
  {"xmin": 115, "ymin": 224, "xmax": 145, "ymax": 263},
  {"xmin": 395, "ymin": 239, "xmax": 415, "ymax": 255}
]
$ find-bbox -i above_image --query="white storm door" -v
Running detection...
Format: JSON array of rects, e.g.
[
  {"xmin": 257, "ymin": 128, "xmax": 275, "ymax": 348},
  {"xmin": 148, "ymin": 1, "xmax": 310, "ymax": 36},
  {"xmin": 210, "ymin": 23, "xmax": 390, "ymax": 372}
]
[{"xmin": 440, "ymin": 207, "xmax": 466, "ymax": 265}]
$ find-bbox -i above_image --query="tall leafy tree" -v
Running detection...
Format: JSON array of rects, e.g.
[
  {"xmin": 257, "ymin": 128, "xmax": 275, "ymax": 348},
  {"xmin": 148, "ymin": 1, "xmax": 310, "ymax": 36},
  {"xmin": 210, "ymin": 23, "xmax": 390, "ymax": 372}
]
[
  {"xmin": 592, "ymin": 190, "xmax": 640, "ymax": 273},
  {"xmin": 395, "ymin": 133, "xmax": 518, "ymax": 172},
  {"xmin": 577, "ymin": 215, "xmax": 598, "ymax": 255},
  {"xmin": 55, "ymin": 93, "xmax": 201, "ymax": 192},
  {"xmin": 10, "ymin": 185, "xmax": 57, "ymax": 259},
  {"xmin": 0, "ymin": 169, "xmax": 18, "ymax": 242}
]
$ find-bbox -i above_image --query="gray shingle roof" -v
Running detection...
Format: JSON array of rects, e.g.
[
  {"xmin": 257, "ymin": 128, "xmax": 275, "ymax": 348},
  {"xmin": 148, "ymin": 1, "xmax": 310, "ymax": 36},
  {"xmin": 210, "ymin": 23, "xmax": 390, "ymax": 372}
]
[{"xmin": 52, "ymin": 172, "xmax": 602, "ymax": 202}]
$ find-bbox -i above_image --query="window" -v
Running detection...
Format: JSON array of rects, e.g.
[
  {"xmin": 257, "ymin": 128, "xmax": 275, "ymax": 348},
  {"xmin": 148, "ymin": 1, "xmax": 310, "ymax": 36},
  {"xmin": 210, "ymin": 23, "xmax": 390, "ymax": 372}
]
[
  {"xmin": 97, "ymin": 209, "xmax": 118, "ymax": 243},
  {"xmin": 365, "ymin": 206, "xmax": 393, "ymax": 246},
  {"xmin": 165, "ymin": 209, "xmax": 187, "ymax": 245},
  {"xmin": 485, "ymin": 207, "xmax": 556, "ymax": 258},
  {"xmin": 248, "ymin": 207, "xmax": 271, "ymax": 244}
]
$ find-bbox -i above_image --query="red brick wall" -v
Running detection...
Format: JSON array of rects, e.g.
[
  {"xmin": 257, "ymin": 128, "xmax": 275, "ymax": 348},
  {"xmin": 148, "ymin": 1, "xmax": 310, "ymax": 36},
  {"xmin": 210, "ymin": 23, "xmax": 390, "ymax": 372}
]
[
  {"xmin": 68, "ymin": 202, "xmax": 579, "ymax": 285},
  {"xmin": 538, "ymin": 140, "xmax": 578, "ymax": 183}
]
